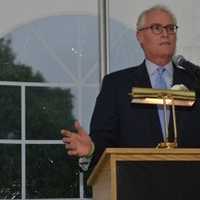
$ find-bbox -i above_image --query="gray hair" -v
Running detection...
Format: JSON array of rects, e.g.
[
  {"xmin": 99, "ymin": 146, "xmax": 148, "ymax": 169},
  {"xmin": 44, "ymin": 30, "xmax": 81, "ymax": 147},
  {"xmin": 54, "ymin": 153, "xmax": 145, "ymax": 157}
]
[{"xmin": 136, "ymin": 5, "xmax": 177, "ymax": 30}]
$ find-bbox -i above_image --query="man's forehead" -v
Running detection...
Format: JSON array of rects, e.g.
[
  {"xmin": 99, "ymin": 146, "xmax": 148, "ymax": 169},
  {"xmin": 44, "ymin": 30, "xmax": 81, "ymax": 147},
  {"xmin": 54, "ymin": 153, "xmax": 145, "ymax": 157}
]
[{"xmin": 145, "ymin": 10, "xmax": 173, "ymax": 24}]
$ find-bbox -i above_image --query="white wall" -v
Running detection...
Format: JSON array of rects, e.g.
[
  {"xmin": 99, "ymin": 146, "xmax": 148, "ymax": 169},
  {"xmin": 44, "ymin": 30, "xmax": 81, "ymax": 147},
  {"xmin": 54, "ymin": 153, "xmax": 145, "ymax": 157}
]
[
  {"xmin": 0, "ymin": 0, "xmax": 199, "ymax": 64},
  {"xmin": 0, "ymin": 0, "xmax": 97, "ymax": 36},
  {"xmin": 109, "ymin": 0, "xmax": 200, "ymax": 64}
]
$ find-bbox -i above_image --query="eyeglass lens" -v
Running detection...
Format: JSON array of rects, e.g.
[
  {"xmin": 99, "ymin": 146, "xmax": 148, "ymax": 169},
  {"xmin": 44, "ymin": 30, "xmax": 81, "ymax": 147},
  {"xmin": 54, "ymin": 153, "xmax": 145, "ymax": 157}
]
[{"xmin": 151, "ymin": 24, "xmax": 177, "ymax": 34}]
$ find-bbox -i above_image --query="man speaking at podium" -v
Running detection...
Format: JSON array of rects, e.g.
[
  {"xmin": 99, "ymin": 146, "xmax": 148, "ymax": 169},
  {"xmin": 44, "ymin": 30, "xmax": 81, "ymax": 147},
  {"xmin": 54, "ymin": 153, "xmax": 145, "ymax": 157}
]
[{"xmin": 62, "ymin": 4, "xmax": 200, "ymax": 170}]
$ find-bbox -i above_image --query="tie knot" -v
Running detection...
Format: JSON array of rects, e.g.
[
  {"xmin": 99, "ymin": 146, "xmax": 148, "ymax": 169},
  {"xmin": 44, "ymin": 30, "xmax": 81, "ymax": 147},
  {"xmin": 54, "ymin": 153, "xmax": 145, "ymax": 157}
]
[{"xmin": 157, "ymin": 67, "xmax": 166, "ymax": 76}]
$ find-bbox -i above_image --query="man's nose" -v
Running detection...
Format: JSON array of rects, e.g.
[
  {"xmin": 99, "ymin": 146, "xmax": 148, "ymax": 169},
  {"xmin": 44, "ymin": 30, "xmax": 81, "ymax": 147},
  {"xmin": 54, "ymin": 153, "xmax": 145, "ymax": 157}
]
[{"xmin": 161, "ymin": 27, "xmax": 169, "ymax": 37}]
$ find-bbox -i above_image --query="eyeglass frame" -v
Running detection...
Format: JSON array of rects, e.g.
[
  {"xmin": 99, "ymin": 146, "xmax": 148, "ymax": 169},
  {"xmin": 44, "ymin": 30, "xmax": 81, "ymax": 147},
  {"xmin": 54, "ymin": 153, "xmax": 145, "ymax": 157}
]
[{"xmin": 137, "ymin": 23, "xmax": 178, "ymax": 35}]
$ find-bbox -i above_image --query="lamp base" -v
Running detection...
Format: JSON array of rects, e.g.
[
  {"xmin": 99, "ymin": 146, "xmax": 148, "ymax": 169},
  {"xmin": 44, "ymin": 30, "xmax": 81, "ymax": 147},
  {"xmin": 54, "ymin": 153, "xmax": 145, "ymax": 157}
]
[{"xmin": 156, "ymin": 142, "xmax": 177, "ymax": 149}]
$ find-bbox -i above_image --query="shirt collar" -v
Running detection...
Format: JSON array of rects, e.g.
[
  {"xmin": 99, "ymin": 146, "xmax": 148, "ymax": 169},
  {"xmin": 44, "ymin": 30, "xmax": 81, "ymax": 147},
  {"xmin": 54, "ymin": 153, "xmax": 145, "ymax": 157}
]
[{"xmin": 145, "ymin": 59, "xmax": 173, "ymax": 77}]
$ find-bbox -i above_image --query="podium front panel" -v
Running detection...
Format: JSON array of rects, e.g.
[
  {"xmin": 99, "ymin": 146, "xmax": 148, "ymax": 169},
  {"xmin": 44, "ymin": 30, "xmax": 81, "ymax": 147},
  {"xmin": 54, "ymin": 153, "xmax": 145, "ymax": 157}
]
[{"xmin": 117, "ymin": 161, "xmax": 200, "ymax": 200}]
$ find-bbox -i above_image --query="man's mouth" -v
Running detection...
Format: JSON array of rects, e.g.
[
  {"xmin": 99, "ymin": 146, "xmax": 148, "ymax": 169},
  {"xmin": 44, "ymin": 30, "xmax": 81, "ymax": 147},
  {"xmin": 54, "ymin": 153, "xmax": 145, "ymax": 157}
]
[{"xmin": 160, "ymin": 42, "xmax": 171, "ymax": 45}]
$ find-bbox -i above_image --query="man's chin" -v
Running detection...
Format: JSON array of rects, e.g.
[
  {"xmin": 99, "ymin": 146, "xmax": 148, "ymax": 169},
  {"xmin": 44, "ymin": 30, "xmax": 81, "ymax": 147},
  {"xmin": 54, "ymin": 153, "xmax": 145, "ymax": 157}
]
[{"xmin": 157, "ymin": 49, "xmax": 174, "ymax": 58}]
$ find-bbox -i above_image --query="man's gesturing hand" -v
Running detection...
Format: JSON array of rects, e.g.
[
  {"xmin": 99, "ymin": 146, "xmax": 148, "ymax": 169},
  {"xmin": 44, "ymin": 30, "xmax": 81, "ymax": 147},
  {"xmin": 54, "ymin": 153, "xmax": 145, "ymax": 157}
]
[{"xmin": 61, "ymin": 121, "xmax": 94, "ymax": 157}]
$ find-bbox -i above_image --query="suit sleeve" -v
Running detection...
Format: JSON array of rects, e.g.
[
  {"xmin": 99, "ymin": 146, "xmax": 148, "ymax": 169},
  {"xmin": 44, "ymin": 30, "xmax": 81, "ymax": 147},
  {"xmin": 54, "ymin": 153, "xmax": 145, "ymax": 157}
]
[{"xmin": 89, "ymin": 74, "xmax": 120, "ymax": 169}]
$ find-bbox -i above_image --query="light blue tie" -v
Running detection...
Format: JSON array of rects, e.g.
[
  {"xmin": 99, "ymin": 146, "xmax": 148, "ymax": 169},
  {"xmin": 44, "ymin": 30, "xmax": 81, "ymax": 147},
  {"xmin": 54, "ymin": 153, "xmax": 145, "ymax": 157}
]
[{"xmin": 154, "ymin": 68, "xmax": 169, "ymax": 139}]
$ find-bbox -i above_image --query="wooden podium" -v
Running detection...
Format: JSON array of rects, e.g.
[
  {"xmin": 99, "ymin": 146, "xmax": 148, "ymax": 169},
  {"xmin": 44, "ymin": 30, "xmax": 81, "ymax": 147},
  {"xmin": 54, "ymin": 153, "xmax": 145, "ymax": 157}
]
[{"xmin": 87, "ymin": 148, "xmax": 200, "ymax": 200}]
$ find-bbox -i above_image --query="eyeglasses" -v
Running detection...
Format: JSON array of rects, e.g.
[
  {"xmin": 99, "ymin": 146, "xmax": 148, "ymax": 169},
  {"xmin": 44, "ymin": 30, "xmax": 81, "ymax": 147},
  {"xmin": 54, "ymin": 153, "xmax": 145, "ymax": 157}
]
[{"xmin": 138, "ymin": 23, "xmax": 178, "ymax": 35}]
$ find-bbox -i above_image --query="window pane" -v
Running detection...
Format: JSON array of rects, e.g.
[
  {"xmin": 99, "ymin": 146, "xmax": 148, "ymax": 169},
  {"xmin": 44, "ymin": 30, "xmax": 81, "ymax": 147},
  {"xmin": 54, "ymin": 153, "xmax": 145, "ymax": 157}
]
[
  {"xmin": 109, "ymin": 0, "xmax": 144, "ymax": 73},
  {"xmin": 26, "ymin": 86, "xmax": 75, "ymax": 140},
  {"xmin": 0, "ymin": 85, "xmax": 21, "ymax": 139},
  {"xmin": 5, "ymin": 15, "xmax": 99, "ymax": 83},
  {"xmin": 82, "ymin": 86, "xmax": 99, "ymax": 132},
  {"xmin": 83, "ymin": 170, "xmax": 92, "ymax": 198},
  {"xmin": 0, "ymin": 7, "xmax": 100, "ymax": 200},
  {"xmin": 0, "ymin": 144, "xmax": 21, "ymax": 199},
  {"xmin": 26, "ymin": 144, "xmax": 79, "ymax": 198}
]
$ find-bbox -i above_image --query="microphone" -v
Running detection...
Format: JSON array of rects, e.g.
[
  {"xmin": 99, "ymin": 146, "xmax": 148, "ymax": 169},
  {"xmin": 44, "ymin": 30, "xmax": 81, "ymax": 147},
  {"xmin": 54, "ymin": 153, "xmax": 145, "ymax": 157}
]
[
  {"xmin": 173, "ymin": 55, "xmax": 200, "ymax": 77},
  {"xmin": 173, "ymin": 55, "xmax": 200, "ymax": 97}
]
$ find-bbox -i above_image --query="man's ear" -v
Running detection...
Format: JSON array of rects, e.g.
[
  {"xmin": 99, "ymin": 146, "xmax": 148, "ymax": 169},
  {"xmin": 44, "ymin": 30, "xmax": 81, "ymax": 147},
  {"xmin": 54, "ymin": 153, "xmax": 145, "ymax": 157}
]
[
  {"xmin": 136, "ymin": 31, "xmax": 144, "ymax": 48},
  {"xmin": 136, "ymin": 31, "xmax": 143, "ymax": 44}
]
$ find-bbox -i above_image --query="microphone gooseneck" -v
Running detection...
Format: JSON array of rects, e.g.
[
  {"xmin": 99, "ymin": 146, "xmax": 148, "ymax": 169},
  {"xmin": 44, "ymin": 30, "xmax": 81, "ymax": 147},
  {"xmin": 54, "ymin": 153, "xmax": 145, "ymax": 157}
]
[
  {"xmin": 172, "ymin": 55, "xmax": 200, "ymax": 75},
  {"xmin": 172, "ymin": 55, "xmax": 200, "ymax": 96},
  {"xmin": 172, "ymin": 55, "xmax": 185, "ymax": 66}
]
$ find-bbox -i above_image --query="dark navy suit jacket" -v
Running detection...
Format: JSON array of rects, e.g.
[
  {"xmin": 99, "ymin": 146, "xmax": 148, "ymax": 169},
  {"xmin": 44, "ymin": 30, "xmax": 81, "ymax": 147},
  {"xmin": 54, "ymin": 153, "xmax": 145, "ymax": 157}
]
[{"xmin": 89, "ymin": 61, "xmax": 200, "ymax": 168}]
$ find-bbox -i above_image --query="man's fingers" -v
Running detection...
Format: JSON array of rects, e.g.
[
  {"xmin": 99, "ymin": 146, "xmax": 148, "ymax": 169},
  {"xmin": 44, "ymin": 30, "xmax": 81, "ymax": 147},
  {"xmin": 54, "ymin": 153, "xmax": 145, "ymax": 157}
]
[
  {"xmin": 61, "ymin": 121, "xmax": 88, "ymax": 137},
  {"xmin": 67, "ymin": 149, "xmax": 79, "ymax": 156},
  {"xmin": 61, "ymin": 129, "xmax": 75, "ymax": 137},
  {"xmin": 61, "ymin": 129, "xmax": 69, "ymax": 136},
  {"xmin": 74, "ymin": 121, "xmax": 87, "ymax": 135},
  {"xmin": 62, "ymin": 137, "xmax": 73, "ymax": 144},
  {"xmin": 74, "ymin": 121, "xmax": 81, "ymax": 129},
  {"xmin": 65, "ymin": 143, "xmax": 76, "ymax": 150}
]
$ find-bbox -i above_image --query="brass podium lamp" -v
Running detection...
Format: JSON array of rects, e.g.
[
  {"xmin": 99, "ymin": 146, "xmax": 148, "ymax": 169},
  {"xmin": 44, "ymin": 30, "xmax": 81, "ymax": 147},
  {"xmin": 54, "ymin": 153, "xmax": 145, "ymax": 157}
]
[{"xmin": 129, "ymin": 86, "xmax": 195, "ymax": 148}]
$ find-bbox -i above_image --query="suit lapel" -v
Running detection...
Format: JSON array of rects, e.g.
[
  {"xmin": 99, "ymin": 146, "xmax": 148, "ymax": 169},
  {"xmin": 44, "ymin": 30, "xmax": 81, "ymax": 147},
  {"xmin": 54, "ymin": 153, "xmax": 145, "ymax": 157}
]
[{"xmin": 132, "ymin": 61, "xmax": 152, "ymax": 88}]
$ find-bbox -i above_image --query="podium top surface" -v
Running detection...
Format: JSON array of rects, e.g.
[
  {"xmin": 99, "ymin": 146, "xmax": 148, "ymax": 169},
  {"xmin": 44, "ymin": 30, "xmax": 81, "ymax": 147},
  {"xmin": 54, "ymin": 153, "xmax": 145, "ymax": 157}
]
[
  {"xmin": 98, "ymin": 148, "xmax": 200, "ymax": 163},
  {"xmin": 88, "ymin": 148, "xmax": 200, "ymax": 186},
  {"xmin": 103, "ymin": 147, "xmax": 200, "ymax": 154}
]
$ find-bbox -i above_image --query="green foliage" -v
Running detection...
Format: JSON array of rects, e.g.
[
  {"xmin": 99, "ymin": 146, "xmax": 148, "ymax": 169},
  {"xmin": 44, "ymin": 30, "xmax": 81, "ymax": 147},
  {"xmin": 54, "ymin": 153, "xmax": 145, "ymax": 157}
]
[
  {"xmin": 0, "ymin": 38, "xmax": 79, "ymax": 198},
  {"xmin": 26, "ymin": 145, "xmax": 79, "ymax": 198},
  {"xmin": 0, "ymin": 145, "xmax": 21, "ymax": 199},
  {"xmin": 0, "ymin": 38, "xmax": 44, "ymax": 82},
  {"xmin": 0, "ymin": 86, "xmax": 21, "ymax": 139},
  {"xmin": 26, "ymin": 87, "xmax": 75, "ymax": 139}
]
